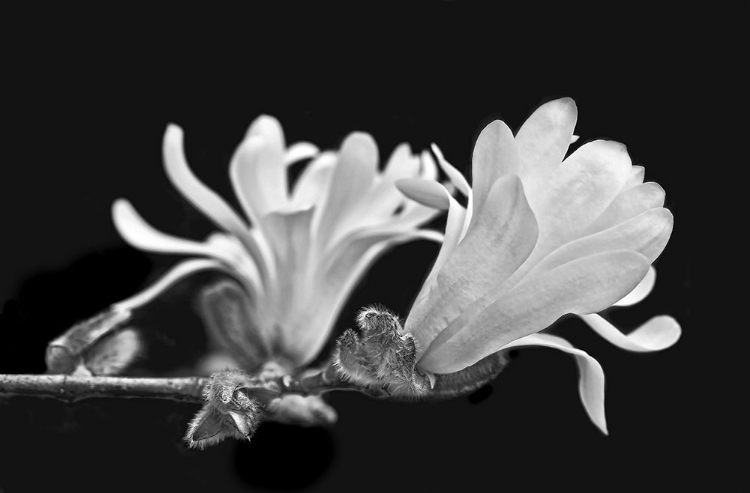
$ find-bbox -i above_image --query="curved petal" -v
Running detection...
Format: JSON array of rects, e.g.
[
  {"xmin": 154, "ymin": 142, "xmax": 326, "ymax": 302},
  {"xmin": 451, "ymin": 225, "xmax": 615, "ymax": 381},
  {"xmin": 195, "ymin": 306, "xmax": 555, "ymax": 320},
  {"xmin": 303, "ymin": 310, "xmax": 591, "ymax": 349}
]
[
  {"xmin": 615, "ymin": 266, "xmax": 656, "ymax": 306},
  {"xmin": 284, "ymin": 142, "xmax": 319, "ymax": 166},
  {"xmin": 112, "ymin": 200, "xmax": 264, "ymax": 294},
  {"xmin": 407, "ymin": 175, "xmax": 538, "ymax": 355},
  {"xmin": 420, "ymin": 250, "xmax": 650, "ymax": 374},
  {"xmin": 431, "ymin": 144, "xmax": 471, "ymax": 197},
  {"xmin": 396, "ymin": 179, "xmax": 450, "ymax": 210},
  {"xmin": 584, "ymin": 182, "xmax": 666, "ymax": 235},
  {"xmin": 501, "ymin": 333, "xmax": 608, "ymax": 435},
  {"xmin": 578, "ymin": 313, "xmax": 681, "ymax": 352},
  {"xmin": 419, "ymin": 149, "xmax": 439, "ymax": 181},
  {"xmin": 311, "ymin": 132, "xmax": 378, "ymax": 250},
  {"xmin": 162, "ymin": 124, "xmax": 252, "ymax": 237},
  {"xmin": 516, "ymin": 98, "xmax": 578, "ymax": 192},
  {"xmin": 471, "ymin": 120, "xmax": 518, "ymax": 224}
]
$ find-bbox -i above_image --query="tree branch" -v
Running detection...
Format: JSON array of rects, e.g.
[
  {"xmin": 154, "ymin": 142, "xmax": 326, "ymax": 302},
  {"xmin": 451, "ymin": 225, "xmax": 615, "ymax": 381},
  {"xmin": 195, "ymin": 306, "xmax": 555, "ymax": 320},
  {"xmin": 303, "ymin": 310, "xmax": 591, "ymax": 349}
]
[{"xmin": 0, "ymin": 374, "xmax": 207, "ymax": 403}]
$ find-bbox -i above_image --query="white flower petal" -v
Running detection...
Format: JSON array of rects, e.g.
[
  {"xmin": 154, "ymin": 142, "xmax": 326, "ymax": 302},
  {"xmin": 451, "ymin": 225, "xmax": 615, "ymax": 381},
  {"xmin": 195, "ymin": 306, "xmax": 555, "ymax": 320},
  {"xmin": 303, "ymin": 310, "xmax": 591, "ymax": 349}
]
[
  {"xmin": 395, "ymin": 179, "xmax": 450, "ymax": 210},
  {"xmin": 523, "ymin": 208, "xmax": 673, "ymax": 280},
  {"xmin": 615, "ymin": 266, "xmax": 656, "ymax": 306},
  {"xmin": 527, "ymin": 139, "xmax": 633, "ymax": 254},
  {"xmin": 579, "ymin": 313, "xmax": 681, "ymax": 352},
  {"xmin": 162, "ymin": 124, "xmax": 252, "ymax": 238},
  {"xmin": 383, "ymin": 143, "xmax": 421, "ymax": 181},
  {"xmin": 407, "ymin": 175, "xmax": 538, "ymax": 356},
  {"xmin": 624, "ymin": 165, "xmax": 646, "ymax": 189},
  {"xmin": 584, "ymin": 182, "xmax": 666, "ymax": 235},
  {"xmin": 230, "ymin": 134, "xmax": 287, "ymax": 220},
  {"xmin": 419, "ymin": 149, "xmax": 439, "ymax": 181},
  {"xmin": 406, "ymin": 193, "xmax": 467, "ymax": 327},
  {"xmin": 311, "ymin": 132, "xmax": 379, "ymax": 249},
  {"xmin": 501, "ymin": 333, "xmax": 608, "ymax": 435},
  {"xmin": 420, "ymin": 250, "xmax": 650, "ymax": 374},
  {"xmin": 431, "ymin": 144, "xmax": 471, "ymax": 197},
  {"xmin": 283, "ymin": 142, "xmax": 319, "ymax": 166},
  {"xmin": 570, "ymin": 134, "xmax": 580, "ymax": 143},
  {"xmin": 516, "ymin": 97, "xmax": 577, "ymax": 178},
  {"xmin": 471, "ymin": 120, "xmax": 519, "ymax": 224},
  {"xmin": 245, "ymin": 114, "xmax": 285, "ymax": 149},
  {"xmin": 290, "ymin": 152, "xmax": 337, "ymax": 209}
]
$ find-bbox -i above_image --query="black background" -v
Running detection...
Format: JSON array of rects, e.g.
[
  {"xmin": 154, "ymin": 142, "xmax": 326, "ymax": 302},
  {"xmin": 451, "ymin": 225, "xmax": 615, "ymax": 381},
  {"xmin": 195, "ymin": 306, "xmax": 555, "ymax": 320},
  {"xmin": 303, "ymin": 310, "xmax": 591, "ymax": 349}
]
[{"xmin": 0, "ymin": 4, "xmax": 716, "ymax": 493}]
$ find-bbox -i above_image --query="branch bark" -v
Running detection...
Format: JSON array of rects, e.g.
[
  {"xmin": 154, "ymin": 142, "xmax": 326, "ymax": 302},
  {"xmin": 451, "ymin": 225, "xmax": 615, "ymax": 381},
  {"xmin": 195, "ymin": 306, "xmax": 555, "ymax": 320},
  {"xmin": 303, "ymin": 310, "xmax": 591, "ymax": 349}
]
[{"xmin": 0, "ymin": 374, "xmax": 207, "ymax": 403}]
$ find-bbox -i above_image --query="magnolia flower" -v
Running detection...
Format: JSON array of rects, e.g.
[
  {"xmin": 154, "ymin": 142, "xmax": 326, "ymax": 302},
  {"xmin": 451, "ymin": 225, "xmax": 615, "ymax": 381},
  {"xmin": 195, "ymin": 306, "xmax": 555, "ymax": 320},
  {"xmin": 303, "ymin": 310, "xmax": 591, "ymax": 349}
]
[
  {"xmin": 397, "ymin": 98, "xmax": 680, "ymax": 433},
  {"xmin": 111, "ymin": 115, "xmax": 442, "ymax": 371}
]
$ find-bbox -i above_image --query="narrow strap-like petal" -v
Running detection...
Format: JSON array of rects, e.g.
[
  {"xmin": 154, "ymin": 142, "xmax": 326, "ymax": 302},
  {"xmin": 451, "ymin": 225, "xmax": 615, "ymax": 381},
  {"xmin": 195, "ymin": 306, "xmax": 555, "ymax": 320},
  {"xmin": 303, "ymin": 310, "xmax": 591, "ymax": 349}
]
[
  {"xmin": 615, "ymin": 266, "xmax": 656, "ymax": 306},
  {"xmin": 230, "ymin": 134, "xmax": 287, "ymax": 220},
  {"xmin": 578, "ymin": 313, "xmax": 681, "ymax": 352},
  {"xmin": 162, "ymin": 125, "xmax": 252, "ymax": 238},
  {"xmin": 420, "ymin": 250, "xmax": 650, "ymax": 374},
  {"xmin": 501, "ymin": 333, "xmax": 608, "ymax": 435},
  {"xmin": 419, "ymin": 149, "xmax": 438, "ymax": 181},
  {"xmin": 407, "ymin": 175, "xmax": 538, "ymax": 356}
]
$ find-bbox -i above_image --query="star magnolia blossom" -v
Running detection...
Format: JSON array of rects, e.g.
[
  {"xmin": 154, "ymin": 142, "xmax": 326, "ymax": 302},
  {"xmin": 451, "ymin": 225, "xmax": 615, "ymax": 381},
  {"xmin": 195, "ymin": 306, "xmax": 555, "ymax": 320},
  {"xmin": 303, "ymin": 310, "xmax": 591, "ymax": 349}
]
[
  {"xmin": 397, "ymin": 98, "xmax": 680, "ymax": 433},
  {"xmin": 113, "ymin": 116, "xmax": 441, "ymax": 369}
]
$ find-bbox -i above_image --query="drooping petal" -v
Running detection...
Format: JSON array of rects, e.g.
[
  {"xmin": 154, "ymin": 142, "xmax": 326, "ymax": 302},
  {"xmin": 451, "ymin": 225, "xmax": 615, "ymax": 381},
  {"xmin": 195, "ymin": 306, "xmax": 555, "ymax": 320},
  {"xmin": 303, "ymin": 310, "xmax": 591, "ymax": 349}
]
[
  {"xmin": 420, "ymin": 250, "xmax": 650, "ymax": 373},
  {"xmin": 584, "ymin": 182, "xmax": 666, "ymax": 235},
  {"xmin": 112, "ymin": 200, "xmax": 264, "ymax": 295},
  {"xmin": 525, "ymin": 139, "xmax": 633, "ymax": 256},
  {"xmin": 501, "ymin": 333, "xmax": 608, "ymax": 435},
  {"xmin": 230, "ymin": 133, "xmax": 287, "ymax": 220},
  {"xmin": 615, "ymin": 266, "xmax": 656, "ymax": 306},
  {"xmin": 283, "ymin": 142, "xmax": 319, "ymax": 166},
  {"xmin": 470, "ymin": 120, "xmax": 519, "ymax": 224},
  {"xmin": 395, "ymin": 178, "xmax": 450, "ymax": 210},
  {"xmin": 311, "ymin": 132, "xmax": 379, "ymax": 250},
  {"xmin": 578, "ymin": 313, "xmax": 681, "ymax": 352},
  {"xmin": 162, "ymin": 125, "xmax": 252, "ymax": 238},
  {"xmin": 407, "ymin": 175, "xmax": 538, "ymax": 355}
]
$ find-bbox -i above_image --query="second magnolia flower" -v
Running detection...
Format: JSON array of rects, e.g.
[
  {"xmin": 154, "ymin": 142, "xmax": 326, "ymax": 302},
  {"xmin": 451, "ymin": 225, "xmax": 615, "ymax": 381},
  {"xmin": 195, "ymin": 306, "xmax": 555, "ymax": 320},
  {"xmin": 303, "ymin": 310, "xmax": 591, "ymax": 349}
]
[{"xmin": 112, "ymin": 116, "xmax": 443, "ymax": 371}]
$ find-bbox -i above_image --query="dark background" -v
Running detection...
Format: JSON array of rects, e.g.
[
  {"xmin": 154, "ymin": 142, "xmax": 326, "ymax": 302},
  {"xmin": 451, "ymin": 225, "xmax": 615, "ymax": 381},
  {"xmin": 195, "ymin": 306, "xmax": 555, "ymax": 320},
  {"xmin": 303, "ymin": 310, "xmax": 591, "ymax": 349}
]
[{"xmin": 0, "ymin": 4, "xmax": 717, "ymax": 493}]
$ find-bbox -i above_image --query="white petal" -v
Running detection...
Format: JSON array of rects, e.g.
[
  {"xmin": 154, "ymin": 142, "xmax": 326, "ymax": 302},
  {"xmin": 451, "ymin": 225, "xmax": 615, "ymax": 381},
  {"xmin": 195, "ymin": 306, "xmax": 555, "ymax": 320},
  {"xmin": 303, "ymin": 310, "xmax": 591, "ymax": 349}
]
[
  {"xmin": 523, "ymin": 208, "xmax": 673, "ymax": 280},
  {"xmin": 419, "ymin": 149, "xmax": 439, "ymax": 181},
  {"xmin": 420, "ymin": 250, "xmax": 650, "ymax": 374},
  {"xmin": 502, "ymin": 333, "xmax": 608, "ymax": 435},
  {"xmin": 615, "ymin": 266, "xmax": 656, "ymax": 306},
  {"xmin": 527, "ymin": 139, "xmax": 633, "ymax": 254},
  {"xmin": 584, "ymin": 182, "xmax": 666, "ymax": 235},
  {"xmin": 383, "ymin": 143, "xmax": 420, "ymax": 181},
  {"xmin": 516, "ymin": 98, "xmax": 578, "ymax": 193},
  {"xmin": 407, "ymin": 175, "xmax": 538, "ymax": 356},
  {"xmin": 570, "ymin": 134, "xmax": 580, "ymax": 143},
  {"xmin": 230, "ymin": 133, "xmax": 287, "ymax": 220},
  {"xmin": 283, "ymin": 142, "xmax": 319, "ymax": 166},
  {"xmin": 431, "ymin": 144, "xmax": 471, "ymax": 197},
  {"xmin": 162, "ymin": 124, "xmax": 252, "ymax": 237},
  {"xmin": 395, "ymin": 179, "xmax": 450, "ymax": 210},
  {"xmin": 624, "ymin": 165, "xmax": 645, "ymax": 189},
  {"xmin": 290, "ymin": 152, "xmax": 337, "ymax": 209},
  {"xmin": 470, "ymin": 121, "xmax": 519, "ymax": 225},
  {"xmin": 578, "ymin": 313, "xmax": 681, "ymax": 352},
  {"xmin": 311, "ymin": 132, "xmax": 378, "ymax": 250}
]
